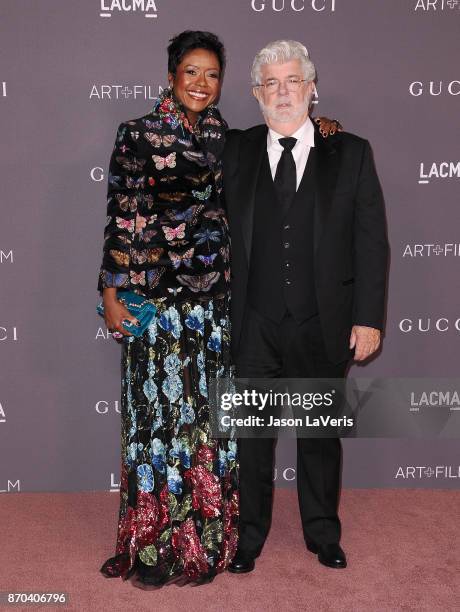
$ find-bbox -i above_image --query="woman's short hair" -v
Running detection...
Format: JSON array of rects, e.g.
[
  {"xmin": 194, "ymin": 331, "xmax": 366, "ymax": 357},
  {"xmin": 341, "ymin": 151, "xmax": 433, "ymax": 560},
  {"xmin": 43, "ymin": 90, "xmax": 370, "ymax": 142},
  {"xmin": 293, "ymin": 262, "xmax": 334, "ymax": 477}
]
[
  {"xmin": 251, "ymin": 40, "xmax": 316, "ymax": 85},
  {"xmin": 167, "ymin": 31, "xmax": 226, "ymax": 76}
]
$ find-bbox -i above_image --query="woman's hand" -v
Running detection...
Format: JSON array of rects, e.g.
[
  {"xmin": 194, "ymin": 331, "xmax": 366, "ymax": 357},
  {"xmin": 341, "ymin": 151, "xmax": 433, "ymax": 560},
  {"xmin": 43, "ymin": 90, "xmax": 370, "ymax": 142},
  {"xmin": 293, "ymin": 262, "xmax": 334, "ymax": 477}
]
[
  {"xmin": 313, "ymin": 116, "xmax": 343, "ymax": 138},
  {"xmin": 103, "ymin": 289, "xmax": 139, "ymax": 337}
]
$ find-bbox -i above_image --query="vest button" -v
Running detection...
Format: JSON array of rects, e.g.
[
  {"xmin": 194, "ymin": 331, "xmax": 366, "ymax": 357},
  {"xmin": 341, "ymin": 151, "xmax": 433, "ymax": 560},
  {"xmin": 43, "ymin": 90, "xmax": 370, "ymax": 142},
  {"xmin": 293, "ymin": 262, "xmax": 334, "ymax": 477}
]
[
  {"xmin": 284, "ymin": 224, "xmax": 290, "ymax": 230},
  {"xmin": 284, "ymin": 242, "xmax": 290, "ymax": 249}
]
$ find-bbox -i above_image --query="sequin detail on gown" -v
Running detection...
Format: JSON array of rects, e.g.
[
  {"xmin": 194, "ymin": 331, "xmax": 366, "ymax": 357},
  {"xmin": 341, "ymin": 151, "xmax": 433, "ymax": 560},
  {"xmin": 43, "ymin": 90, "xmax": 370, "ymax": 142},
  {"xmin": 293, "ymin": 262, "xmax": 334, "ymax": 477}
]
[{"xmin": 100, "ymin": 296, "xmax": 238, "ymax": 587}]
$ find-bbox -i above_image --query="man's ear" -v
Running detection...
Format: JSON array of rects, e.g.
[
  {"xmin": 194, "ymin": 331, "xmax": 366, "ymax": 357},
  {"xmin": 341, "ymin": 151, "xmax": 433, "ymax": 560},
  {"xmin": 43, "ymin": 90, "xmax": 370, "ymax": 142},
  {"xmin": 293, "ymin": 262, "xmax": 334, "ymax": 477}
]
[
  {"xmin": 306, "ymin": 80, "xmax": 315, "ymax": 98},
  {"xmin": 252, "ymin": 86, "xmax": 260, "ymax": 101}
]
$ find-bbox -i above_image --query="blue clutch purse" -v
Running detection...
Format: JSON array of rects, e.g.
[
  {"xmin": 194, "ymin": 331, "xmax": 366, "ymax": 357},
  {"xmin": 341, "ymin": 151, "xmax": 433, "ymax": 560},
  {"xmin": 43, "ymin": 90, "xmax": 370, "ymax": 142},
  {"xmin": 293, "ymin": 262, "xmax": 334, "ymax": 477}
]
[{"xmin": 97, "ymin": 291, "xmax": 157, "ymax": 337}]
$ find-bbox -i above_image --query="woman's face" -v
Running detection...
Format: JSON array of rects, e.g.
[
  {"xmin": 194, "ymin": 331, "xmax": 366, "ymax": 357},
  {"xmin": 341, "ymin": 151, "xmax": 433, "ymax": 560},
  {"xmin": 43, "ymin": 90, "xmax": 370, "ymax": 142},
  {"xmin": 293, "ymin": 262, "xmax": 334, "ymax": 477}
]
[{"xmin": 169, "ymin": 48, "xmax": 222, "ymax": 122}]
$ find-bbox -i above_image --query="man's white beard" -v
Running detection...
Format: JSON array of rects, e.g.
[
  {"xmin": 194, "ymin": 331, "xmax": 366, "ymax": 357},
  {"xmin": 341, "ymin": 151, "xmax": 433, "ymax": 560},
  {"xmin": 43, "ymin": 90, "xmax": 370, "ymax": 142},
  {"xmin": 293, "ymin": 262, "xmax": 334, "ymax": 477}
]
[{"xmin": 259, "ymin": 95, "xmax": 310, "ymax": 124}]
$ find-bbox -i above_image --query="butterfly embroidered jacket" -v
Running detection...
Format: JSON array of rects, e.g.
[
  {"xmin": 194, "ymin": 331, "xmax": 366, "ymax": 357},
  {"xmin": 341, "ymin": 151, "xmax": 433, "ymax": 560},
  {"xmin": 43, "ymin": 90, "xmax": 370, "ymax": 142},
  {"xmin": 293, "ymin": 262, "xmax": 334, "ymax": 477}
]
[{"xmin": 97, "ymin": 93, "xmax": 231, "ymax": 301}]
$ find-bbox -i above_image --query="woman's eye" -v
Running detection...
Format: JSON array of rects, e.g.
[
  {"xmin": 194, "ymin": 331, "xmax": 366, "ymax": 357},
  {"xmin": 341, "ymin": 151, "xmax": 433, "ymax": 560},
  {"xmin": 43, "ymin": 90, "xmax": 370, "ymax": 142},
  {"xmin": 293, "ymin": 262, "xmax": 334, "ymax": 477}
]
[
  {"xmin": 208, "ymin": 73, "xmax": 219, "ymax": 80},
  {"xmin": 186, "ymin": 69, "xmax": 196, "ymax": 75}
]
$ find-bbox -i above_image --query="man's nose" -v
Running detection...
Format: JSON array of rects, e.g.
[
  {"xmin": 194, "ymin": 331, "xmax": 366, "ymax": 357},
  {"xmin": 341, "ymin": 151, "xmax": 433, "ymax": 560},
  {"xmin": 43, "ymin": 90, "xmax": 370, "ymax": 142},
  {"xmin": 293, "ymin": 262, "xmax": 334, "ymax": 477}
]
[{"xmin": 278, "ymin": 81, "xmax": 289, "ymax": 94}]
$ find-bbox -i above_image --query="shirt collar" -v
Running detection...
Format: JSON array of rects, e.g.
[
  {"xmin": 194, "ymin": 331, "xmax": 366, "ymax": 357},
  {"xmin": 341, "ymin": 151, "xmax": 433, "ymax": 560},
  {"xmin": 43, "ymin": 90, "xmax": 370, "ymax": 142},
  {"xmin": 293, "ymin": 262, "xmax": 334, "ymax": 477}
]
[{"xmin": 268, "ymin": 117, "xmax": 315, "ymax": 151}]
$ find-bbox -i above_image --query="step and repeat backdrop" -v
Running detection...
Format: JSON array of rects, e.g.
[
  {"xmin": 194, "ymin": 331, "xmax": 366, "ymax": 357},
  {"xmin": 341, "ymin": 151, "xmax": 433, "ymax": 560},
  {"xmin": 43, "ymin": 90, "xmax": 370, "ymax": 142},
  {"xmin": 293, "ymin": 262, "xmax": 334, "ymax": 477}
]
[{"xmin": 1, "ymin": 0, "xmax": 459, "ymax": 493}]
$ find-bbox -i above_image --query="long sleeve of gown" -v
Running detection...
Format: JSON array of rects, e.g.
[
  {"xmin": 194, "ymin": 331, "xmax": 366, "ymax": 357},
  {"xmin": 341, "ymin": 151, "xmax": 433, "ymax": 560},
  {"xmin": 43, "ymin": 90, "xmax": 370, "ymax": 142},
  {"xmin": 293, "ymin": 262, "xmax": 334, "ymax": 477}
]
[{"xmin": 97, "ymin": 122, "xmax": 142, "ymax": 293}]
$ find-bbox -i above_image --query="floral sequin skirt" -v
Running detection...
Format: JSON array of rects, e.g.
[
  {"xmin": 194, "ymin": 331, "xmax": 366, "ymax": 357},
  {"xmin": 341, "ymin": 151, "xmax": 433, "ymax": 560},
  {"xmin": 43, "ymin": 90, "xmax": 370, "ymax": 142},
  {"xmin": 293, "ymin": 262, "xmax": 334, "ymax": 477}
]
[{"xmin": 100, "ymin": 294, "xmax": 238, "ymax": 587}]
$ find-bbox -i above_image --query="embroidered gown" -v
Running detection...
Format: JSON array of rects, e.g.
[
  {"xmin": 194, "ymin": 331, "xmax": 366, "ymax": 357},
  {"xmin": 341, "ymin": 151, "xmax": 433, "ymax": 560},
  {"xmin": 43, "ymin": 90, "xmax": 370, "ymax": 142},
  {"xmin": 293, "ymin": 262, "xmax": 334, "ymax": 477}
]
[{"xmin": 98, "ymin": 89, "xmax": 238, "ymax": 586}]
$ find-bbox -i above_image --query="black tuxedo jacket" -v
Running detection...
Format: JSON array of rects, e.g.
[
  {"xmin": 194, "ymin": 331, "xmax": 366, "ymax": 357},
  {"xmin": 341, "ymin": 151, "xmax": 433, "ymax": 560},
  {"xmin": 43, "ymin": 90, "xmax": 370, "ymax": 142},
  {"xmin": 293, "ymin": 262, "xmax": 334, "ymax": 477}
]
[{"xmin": 223, "ymin": 122, "xmax": 389, "ymax": 364}]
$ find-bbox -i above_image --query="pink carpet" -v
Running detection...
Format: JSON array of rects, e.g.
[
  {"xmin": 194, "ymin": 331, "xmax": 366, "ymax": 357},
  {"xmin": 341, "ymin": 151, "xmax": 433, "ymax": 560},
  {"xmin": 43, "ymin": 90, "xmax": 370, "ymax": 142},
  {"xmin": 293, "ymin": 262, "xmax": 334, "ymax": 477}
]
[{"xmin": 1, "ymin": 488, "xmax": 458, "ymax": 611}]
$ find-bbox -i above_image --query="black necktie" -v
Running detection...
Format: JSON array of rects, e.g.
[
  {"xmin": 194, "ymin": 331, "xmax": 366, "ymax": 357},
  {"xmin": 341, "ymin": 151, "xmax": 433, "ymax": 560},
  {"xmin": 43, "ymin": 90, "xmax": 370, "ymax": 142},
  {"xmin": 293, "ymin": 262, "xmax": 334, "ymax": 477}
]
[{"xmin": 274, "ymin": 136, "xmax": 297, "ymax": 216}]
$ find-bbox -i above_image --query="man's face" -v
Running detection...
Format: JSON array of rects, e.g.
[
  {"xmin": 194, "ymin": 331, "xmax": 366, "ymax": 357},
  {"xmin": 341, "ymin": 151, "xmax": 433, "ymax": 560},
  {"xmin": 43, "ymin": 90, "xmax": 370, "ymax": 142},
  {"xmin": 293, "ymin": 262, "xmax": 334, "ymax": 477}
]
[{"xmin": 253, "ymin": 59, "xmax": 314, "ymax": 124}]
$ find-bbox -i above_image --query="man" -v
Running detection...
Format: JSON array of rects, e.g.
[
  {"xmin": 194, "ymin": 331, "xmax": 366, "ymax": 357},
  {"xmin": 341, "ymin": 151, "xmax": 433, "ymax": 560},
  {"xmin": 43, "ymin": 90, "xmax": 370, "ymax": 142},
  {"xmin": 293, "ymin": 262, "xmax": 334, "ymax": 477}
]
[{"xmin": 223, "ymin": 40, "xmax": 389, "ymax": 573}]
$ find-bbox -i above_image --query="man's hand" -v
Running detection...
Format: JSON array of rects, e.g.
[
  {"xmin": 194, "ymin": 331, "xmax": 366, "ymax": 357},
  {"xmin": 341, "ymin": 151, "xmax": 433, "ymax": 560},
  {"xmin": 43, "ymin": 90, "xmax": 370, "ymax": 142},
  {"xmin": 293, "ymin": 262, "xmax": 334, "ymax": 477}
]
[{"xmin": 349, "ymin": 325, "xmax": 381, "ymax": 361}]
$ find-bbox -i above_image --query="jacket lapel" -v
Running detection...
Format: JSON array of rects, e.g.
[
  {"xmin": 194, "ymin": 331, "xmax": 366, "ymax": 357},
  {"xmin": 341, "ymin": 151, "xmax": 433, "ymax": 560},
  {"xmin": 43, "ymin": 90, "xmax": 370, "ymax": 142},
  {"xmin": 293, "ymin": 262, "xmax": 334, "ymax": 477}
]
[
  {"xmin": 236, "ymin": 126, "xmax": 267, "ymax": 263},
  {"xmin": 313, "ymin": 125, "xmax": 341, "ymax": 254}
]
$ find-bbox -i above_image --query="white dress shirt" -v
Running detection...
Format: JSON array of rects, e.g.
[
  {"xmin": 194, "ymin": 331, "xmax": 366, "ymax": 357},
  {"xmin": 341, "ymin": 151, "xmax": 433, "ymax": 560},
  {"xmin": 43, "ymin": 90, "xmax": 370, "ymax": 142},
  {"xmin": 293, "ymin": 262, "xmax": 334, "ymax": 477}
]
[{"xmin": 267, "ymin": 117, "xmax": 315, "ymax": 191}]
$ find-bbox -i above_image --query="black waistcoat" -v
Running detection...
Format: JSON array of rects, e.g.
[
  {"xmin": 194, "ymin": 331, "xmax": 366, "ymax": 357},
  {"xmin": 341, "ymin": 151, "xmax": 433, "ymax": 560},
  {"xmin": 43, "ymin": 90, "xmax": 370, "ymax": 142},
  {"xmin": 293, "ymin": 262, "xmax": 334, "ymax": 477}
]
[{"xmin": 247, "ymin": 148, "xmax": 318, "ymax": 323}]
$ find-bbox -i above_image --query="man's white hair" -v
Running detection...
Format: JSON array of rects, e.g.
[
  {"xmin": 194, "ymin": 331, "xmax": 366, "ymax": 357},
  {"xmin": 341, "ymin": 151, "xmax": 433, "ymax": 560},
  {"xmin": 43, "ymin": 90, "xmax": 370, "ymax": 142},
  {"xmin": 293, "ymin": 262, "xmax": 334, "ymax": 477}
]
[{"xmin": 251, "ymin": 40, "xmax": 316, "ymax": 85}]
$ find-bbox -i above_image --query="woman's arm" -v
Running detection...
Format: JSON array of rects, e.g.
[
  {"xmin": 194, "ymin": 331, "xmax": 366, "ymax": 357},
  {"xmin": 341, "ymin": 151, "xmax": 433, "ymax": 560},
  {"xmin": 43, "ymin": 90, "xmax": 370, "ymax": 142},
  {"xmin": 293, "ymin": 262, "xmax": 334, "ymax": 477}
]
[
  {"xmin": 97, "ymin": 122, "xmax": 142, "ymax": 294},
  {"xmin": 98, "ymin": 122, "xmax": 143, "ymax": 334}
]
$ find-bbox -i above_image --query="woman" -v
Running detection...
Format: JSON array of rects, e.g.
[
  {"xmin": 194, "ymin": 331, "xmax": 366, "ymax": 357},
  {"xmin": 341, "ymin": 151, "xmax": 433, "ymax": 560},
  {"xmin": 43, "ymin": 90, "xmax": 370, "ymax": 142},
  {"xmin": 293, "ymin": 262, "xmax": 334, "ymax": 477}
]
[{"xmin": 98, "ymin": 31, "xmax": 237, "ymax": 587}]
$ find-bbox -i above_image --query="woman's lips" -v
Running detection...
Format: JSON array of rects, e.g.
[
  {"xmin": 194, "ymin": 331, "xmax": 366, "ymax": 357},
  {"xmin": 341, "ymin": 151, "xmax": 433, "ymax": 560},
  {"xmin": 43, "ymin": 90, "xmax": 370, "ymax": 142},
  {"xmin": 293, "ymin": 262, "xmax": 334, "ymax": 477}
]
[{"xmin": 187, "ymin": 90, "xmax": 208, "ymax": 101}]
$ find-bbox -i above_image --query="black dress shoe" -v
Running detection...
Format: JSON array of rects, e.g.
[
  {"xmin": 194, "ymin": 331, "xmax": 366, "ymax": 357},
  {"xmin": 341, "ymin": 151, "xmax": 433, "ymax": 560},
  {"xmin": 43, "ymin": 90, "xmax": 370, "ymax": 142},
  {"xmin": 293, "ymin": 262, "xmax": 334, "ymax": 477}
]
[
  {"xmin": 306, "ymin": 541, "xmax": 347, "ymax": 569},
  {"xmin": 228, "ymin": 550, "xmax": 256, "ymax": 574}
]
